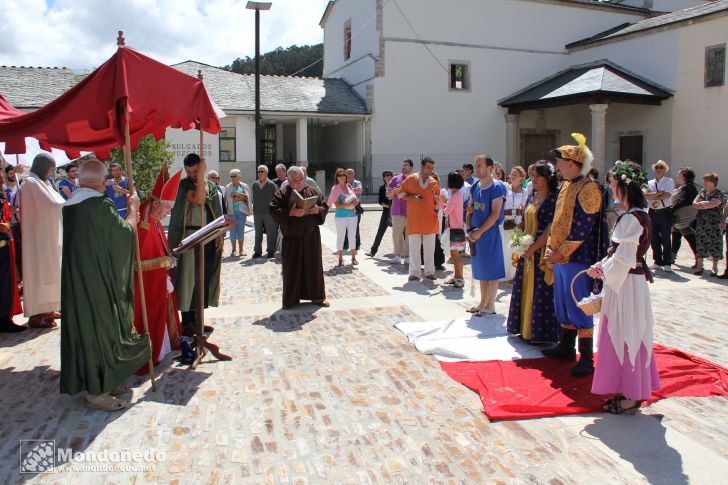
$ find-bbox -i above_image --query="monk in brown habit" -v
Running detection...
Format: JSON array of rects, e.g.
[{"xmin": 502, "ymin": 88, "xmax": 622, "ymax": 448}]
[{"xmin": 269, "ymin": 166, "xmax": 329, "ymax": 309}]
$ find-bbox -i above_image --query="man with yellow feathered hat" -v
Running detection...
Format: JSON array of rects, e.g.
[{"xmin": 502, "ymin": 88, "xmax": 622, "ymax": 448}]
[{"xmin": 543, "ymin": 133, "xmax": 608, "ymax": 376}]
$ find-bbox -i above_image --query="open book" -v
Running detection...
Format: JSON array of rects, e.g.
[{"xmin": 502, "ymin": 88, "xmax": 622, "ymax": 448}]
[
  {"xmin": 173, "ymin": 215, "xmax": 234, "ymax": 255},
  {"xmin": 290, "ymin": 189, "xmax": 319, "ymax": 210}
]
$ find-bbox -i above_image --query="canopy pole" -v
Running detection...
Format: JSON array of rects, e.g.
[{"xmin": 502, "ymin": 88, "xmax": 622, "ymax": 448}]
[
  {"xmin": 122, "ymin": 99, "xmax": 157, "ymax": 390},
  {"xmin": 192, "ymin": 69, "xmax": 208, "ymax": 369}
]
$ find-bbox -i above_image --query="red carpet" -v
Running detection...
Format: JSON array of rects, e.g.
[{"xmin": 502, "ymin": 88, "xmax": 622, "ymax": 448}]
[{"xmin": 440, "ymin": 344, "xmax": 728, "ymax": 421}]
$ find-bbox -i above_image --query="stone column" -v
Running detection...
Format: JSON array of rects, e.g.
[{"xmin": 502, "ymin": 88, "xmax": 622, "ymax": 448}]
[
  {"xmin": 589, "ymin": 103, "xmax": 608, "ymax": 175},
  {"xmin": 296, "ymin": 118, "xmax": 308, "ymax": 166},
  {"xmin": 275, "ymin": 123, "xmax": 284, "ymax": 163},
  {"xmin": 505, "ymin": 113, "xmax": 520, "ymax": 169}
]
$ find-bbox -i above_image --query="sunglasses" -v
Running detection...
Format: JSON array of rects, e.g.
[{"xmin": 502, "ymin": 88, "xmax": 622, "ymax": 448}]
[
  {"xmin": 655, "ymin": 167, "xmax": 666, "ymax": 170},
  {"xmin": 257, "ymin": 170, "xmax": 266, "ymax": 173}
]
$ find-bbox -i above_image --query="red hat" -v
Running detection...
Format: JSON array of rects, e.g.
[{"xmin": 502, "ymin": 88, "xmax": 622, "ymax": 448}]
[
  {"xmin": 149, "ymin": 167, "xmax": 167, "ymax": 200},
  {"xmin": 161, "ymin": 169, "xmax": 182, "ymax": 202}
]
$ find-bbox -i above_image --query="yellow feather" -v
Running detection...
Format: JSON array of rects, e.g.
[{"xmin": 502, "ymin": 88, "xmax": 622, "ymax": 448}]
[{"xmin": 571, "ymin": 132, "xmax": 586, "ymax": 148}]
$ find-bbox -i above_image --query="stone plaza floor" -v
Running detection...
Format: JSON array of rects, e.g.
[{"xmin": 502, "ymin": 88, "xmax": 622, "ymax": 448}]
[{"xmin": 1, "ymin": 208, "xmax": 727, "ymax": 484}]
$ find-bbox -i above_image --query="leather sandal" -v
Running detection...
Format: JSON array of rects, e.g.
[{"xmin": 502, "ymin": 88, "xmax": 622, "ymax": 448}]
[
  {"xmin": 28, "ymin": 316, "xmax": 57, "ymax": 329},
  {"xmin": 86, "ymin": 393, "xmax": 127, "ymax": 412},
  {"xmin": 109, "ymin": 385, "xmax": 130, "ymax": 396},
  {"xmin": 602, "ymin": 394, "xmax": 641, "ymax": 415}
]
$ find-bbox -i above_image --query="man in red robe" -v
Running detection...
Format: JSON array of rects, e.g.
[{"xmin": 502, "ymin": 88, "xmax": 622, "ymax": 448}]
[{"xmin": 133, "ymin": 168, "xmax": 183, "ymax": 373}]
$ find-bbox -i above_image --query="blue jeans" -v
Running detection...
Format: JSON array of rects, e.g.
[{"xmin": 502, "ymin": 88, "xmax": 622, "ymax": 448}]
[{"xmin": 229, "ymin": 211, "xmax": 247, "ymax": 240}]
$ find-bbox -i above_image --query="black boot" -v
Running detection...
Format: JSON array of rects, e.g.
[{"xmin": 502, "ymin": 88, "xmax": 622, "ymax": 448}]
[
  {"xmin": 571, "ymin": 337, "xmax": 594, "ymax": 376},
  {"xmin": 541, "ymin": 328, "xmax": 577, "ymax": 360}
]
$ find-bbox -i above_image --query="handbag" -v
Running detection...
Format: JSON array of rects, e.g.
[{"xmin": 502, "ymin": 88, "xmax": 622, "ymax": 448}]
[
  {"xmin": 355, "ymin": 203, "xmax": 364, "ymax": 215},
  {"xmin": 450, "ymin": 228, "xmax": 466, "ymax": 243},
  {"xmin": 672, "ymin": 205, "xmax": 697, "ymax": 230}
]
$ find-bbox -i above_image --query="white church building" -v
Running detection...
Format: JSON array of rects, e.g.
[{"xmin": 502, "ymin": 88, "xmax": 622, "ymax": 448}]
[
  {"xmin": 1, "ymin": 0, "xmax": 726, "ymax": 195},
  {"xmin": 320, "ymin": 0, "xmax": 728, "ymax": 191}
]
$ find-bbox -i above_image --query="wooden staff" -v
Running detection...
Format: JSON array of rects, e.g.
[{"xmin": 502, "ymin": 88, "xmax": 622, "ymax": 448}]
[
  {"xmin": 193, "ymin": 69, "xmax": 207, "ymax": 368},
  {"xmin": 118, "ymin": 31, "xmax": 157, "ymax": 389}
]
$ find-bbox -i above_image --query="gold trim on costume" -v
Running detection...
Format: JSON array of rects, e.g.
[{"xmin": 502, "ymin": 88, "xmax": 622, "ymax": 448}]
[
  {"xmin": 140, "ymin": 256, "xmax": 172, "ymax": 272},
  {"xmin": 548, "ymin": 178, "xmax": 601, "ymax": 261}
]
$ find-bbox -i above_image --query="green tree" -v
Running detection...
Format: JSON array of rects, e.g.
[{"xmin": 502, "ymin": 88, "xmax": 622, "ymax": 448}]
[
  {"xmin": 224, "ymin": 44, "xmax": 324, "ymax": 78},
  {"xmin": 109, "ymin": 135, "xmax": 174, "ymax": 201}
]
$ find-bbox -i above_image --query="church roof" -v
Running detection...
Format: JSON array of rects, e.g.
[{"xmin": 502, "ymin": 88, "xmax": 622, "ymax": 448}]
[
  {"xmin": 171, "ymin": 61, "xmax": 369, "ymax": 115},
  {"xmin": 567, "ymin": 0, "xmax": 728, "ymax": 49},
  {"xmin": 0, "ymin": 66, "xmax": 86, "ymax": 109},
  {"xmin": 0, "ymin": 61, "xmax": 369, "ymax": 116},
  {"xmin": 498, "ymin": 60, "xmax": 672, "ymax": 111}
]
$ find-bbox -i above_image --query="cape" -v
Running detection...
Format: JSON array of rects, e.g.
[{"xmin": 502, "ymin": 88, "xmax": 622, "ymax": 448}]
[
  {"xmin": 60, "ymin": 195, "xmax": 150, "ymax": 395},
  {"xmin": 20, "ymin": 173, "xmax": 64, "ymax": 316}
]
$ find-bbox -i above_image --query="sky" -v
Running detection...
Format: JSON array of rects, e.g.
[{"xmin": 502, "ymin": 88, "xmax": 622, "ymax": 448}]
[{"xmin": 0, "ymin": 0, "xmax": 330, "ymax": 69}]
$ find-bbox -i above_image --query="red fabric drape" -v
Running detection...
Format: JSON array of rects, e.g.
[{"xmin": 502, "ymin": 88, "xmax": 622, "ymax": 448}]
[
  {"xmin": 0, "ymin": 48, "xmax": 220, "ymax": 159},
  {"xmin": 440, "ymin": 344, "xmax": 728, "ymax": 421},
  {"xmin": 0, "ymin": 93, "xmax": 24, "ymax": 121}
]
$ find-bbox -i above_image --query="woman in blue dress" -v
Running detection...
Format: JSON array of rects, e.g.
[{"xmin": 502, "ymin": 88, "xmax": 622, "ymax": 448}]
[
  {"xmin": 507, "ymin": 161, "xmax": 560, "ymax": 342},
  {"xmin": 467, "ymin": 155, "xmax": 507, "ymax": 316}
]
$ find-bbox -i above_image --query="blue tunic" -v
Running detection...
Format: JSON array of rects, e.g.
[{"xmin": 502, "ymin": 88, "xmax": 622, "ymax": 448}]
[
  {"xmin": 105, "ymin": 178, "xmax": 129, "ymax": 217},
  {"xmin": 470, "ymin": 179, "xmax": 507, "ymax": 281}
]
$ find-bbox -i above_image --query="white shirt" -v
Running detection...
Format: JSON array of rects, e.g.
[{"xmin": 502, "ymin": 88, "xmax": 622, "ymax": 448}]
[{"xmin": 646, "ymin": 177, "xmax": 675, "ymax": 209}]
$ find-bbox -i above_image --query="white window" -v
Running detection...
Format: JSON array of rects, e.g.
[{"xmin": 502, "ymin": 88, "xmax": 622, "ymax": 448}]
[
  {"xmin": 705, "ymin": 44, "xmax": 725, "ymax": 87},
  {"xmin": 344, "ymin": 20, "xmax": 352, "ymax": 61}
]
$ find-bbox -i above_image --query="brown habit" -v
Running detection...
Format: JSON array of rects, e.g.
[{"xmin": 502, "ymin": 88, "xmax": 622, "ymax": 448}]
[{"xmin": 270, "ymin": 185, "xmax": 328, "ymax": 307}]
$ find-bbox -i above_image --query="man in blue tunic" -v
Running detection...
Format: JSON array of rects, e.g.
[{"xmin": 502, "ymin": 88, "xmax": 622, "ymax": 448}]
[
  {"xmin": 466, "ymin": 154, "xmax": 507, "ymax": 316},
  {"xmin": 543, "ymin": 133, "xmax": 608, "ymax": 376}
]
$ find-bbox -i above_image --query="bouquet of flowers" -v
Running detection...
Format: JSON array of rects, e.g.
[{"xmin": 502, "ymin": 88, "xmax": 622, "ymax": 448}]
[{"xmin": 509, "ymin": 229, "xmax": 534, "ymax": 258}]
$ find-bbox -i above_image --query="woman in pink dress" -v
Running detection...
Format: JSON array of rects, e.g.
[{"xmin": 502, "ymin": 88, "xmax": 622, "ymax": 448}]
[
  {"xmin": 443, "ymin": 171, "xmax": 465, "ymax": 288},
  {"xmin": 588, "ymin": 161, "xmax": 660, "ymax": 414}
]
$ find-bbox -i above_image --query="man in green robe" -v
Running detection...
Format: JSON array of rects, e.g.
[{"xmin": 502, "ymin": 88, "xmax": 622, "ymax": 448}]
[
  {"xmin": 60, "ymin": 158, "xmax": 151, "ymax": 412},
  {"xmin": 167, "ymin": 154, "xmax": 223, "ymax": 337}
]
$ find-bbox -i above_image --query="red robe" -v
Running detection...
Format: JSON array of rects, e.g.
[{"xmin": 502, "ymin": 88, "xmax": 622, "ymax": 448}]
[
  {"xmin": 133, "ymin": 201, "xmax": 182, "ymax": 374},
  {"xmin": 1, "ymin": 200, "xmax": 22, "ymax": 317}
]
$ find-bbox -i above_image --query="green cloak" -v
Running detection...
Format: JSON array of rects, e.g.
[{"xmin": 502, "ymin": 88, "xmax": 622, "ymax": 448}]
[
  {"xmin": 60, "ymin": 194, "xmax": 151, "ymax": 395},
  {"xmin": 168, "ymin": 178, "xmax": 223, "ymax": 312}
]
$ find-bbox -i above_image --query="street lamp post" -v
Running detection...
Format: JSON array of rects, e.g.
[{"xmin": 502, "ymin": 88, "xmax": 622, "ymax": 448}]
[{"xmin": 246, "ymin": 1, "xmax": 272, "ymax": 166}]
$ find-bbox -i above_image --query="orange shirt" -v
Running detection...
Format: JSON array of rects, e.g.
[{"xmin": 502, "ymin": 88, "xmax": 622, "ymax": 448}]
[{"xmin": 401, "ymin": 173, "xmax": 440, "ymax": 235}]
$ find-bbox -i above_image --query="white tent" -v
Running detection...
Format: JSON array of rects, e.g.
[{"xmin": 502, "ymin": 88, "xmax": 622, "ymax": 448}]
[{"xmin": 0, "ymin": 137, "xmax": 91, "ymax": 167}]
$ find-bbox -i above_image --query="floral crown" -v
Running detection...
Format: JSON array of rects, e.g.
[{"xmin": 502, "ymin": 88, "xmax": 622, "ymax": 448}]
[{"xmin": 612, "ymin": 161, "xmax": 647, "ymax": 187}]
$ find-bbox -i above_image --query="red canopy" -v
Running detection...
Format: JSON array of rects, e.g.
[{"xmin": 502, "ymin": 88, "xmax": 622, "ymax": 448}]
[
  {"xmin": 0, "ymin": 45, "xmax": 221, "ymax": 159},
  {"xmin": 0, "ymin": 93, "xmax": 24, "ymax": 121}
]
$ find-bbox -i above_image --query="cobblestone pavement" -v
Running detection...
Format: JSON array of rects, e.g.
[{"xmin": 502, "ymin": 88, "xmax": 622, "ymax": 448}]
[{"xmin": 0, "ymin": 209, "xmax": 726, "ymax": 484}]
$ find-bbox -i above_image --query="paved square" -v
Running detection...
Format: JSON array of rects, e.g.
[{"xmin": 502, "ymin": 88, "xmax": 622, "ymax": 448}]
[{"xmin": 0, "ymin": 210, "xmax": 726, "ymax": 484}]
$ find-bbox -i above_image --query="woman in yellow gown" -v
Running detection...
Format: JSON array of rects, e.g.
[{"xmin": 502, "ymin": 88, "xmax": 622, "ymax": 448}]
[{"xmin": 507, "ymin": 161, "xmax": 560, "ymax": 343}]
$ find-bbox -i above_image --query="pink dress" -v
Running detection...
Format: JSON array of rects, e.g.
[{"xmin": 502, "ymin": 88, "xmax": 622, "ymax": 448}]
[
  {"xmin": 444, "ymin": 189, "xmax": 464, "ymax": 250},
  {"xmin": 591, "ymin": 210, "xmax": 661, "ymax": 401}
]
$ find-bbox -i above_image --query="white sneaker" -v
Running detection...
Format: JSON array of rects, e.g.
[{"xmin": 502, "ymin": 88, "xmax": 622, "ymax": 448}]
[
  {"xmin": 662, "ymin": 265, "xmax": 673, "ymax": 273},
  {"xmin": 650, "ymin": 264, "xmax": 661, "ymax": 271},
  {"xmin": 402, "ymin": 257, "xmax": 410, "ymax": 265}
]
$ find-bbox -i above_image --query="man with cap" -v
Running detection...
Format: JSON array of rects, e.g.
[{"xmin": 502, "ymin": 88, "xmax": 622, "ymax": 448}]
[
  {"xmin": 132, "ymin": 167, "xmax": 184, "ymax": 374},
  {"xmin": 20, "ymin": 153, "xmax": 65, "ymax": 328},
  {"xmin": 543, "ymin": 133, "xmax": 608, "ymax": 376},
  {"xmin": 644, "ymin": 160, "xmax": 674, "ymax": 272}
]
